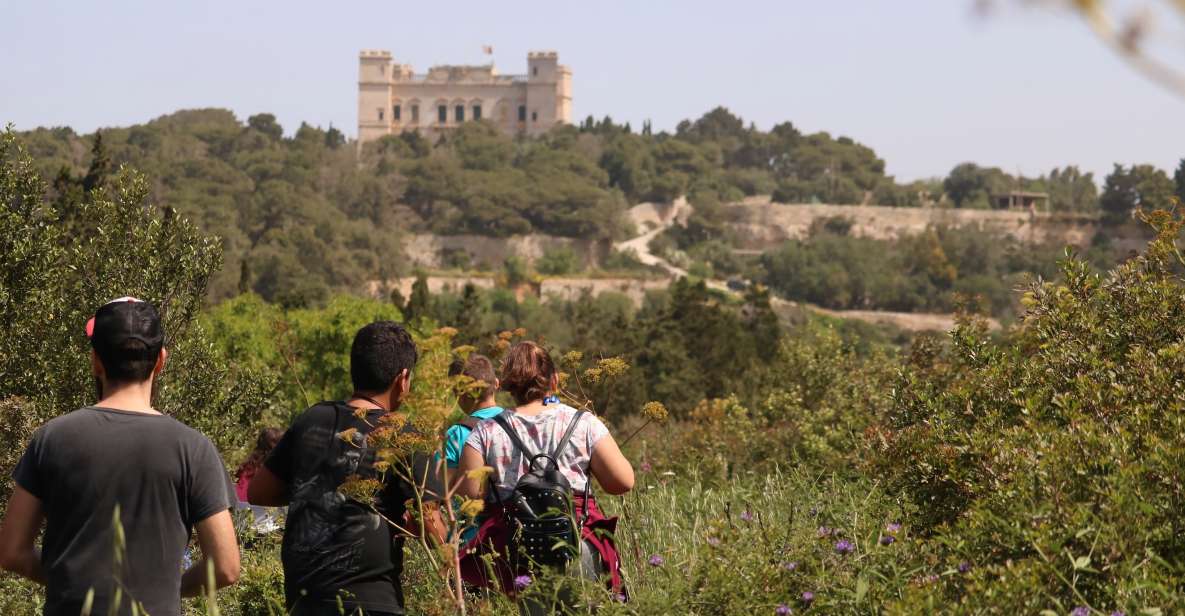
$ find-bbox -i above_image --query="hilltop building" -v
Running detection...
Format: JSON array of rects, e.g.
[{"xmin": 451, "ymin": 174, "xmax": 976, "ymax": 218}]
[{"xmin": 357, "ymin": 50, "xmax": 572, "ymax": 144}]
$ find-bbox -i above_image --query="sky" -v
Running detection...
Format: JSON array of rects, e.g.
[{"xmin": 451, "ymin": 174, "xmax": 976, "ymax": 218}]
[{"xmin": 2, "ymin": 0, "xmax": 1183, "ymax": 181}]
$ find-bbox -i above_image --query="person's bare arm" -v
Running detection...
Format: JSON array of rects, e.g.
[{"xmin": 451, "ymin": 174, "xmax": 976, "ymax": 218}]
[
  {"xmin": 456, "ymin": 446, "xmax": 487, "ymax": 500},
  {"xmin": 0, "ymin": 487, "xmax": 46, "ymax": 584},
  {"xmin": 589, "ymin": 435, "xmax": 635, "ymax": 495},
  {"xmin": 246, "ymin": 465, "xmax": 288, "ymax": 507},
  {"xmin": 180, "ymin": 510, "xmax": 240, "ymax": 597}
]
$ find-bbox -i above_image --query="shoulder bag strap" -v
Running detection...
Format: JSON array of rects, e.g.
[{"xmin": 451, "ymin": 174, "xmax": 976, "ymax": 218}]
[
  {"xmin": 491, "ymin": 410, "xmax": 537, "ymax": 460},
  {"xmin": 550, "ymin": 409, "xmax": 587, "ymax": 459}
]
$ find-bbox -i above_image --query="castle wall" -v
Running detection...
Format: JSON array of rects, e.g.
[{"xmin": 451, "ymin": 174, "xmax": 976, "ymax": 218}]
[{"xmin": 358, "ymin": 50, "xmax": 569, "ymax": 143}]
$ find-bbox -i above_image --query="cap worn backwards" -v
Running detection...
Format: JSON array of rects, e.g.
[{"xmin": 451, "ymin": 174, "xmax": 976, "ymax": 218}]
[{"xmin": 86, "ymin": 297, "xmax": 164, "ymax": 352}]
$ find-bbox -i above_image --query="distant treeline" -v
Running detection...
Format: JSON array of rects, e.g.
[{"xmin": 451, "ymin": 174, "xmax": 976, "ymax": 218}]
[{"xmin": 15, "ymin": 107, "xmax": 1185, "ymax": 303}]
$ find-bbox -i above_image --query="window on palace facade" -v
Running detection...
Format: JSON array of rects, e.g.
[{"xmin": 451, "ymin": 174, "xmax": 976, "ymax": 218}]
[
  {"xmin": 472, "ymin": 105, "xmax": 482, "ymax": 120},
  {"xmin": 518, "ymin": 105, "xmax": 526, "ymax": 122},
  {"xmin": 438, "ymin": 105, "xmax": 447, "ymax": 123},
  {"xmin": 411, "ymin": 105, "xmax": 419, "ymax": 123},
  {"xmin": 393, "ymin": 105, "xmax": 401, "ymax": 121},
  {"xmin": 455, "ymin": 105, "xmax": 464, "ymax": 122}
]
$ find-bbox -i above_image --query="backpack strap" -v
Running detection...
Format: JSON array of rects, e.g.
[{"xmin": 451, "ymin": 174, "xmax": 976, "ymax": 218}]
[
  {"xmin": 491, "ymin": 410, "xmax": 537, "ymax": 460},
  {"xmin": 454, "ymin": 416, "xmax": 480, "ymax": 431},
  {"xmin": 550, "ymin": 410, "xmax": 587, "ymax": 460}
]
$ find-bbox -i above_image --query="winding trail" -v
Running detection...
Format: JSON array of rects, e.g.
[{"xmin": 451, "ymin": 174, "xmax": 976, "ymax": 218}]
[{"xmin": 613, "ymin": 198, "xmax": 997, "ymax": 332}]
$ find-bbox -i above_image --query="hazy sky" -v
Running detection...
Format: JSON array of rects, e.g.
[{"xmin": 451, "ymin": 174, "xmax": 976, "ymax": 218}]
[{"xmin": 3, "ymin": 0, "xmax": 1182, "ymax": 181}]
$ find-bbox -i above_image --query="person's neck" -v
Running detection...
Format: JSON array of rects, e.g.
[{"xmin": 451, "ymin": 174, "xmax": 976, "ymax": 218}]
[
  {"xmin": 96, "ymin": 380, "xmax": 159, "ymax": 414},
  {"xmin": 349, "ymin": 391, "xmax": 397, "ymax": 411},
  {"xmin": 514, "ymin": 397, "xmax": 550, "ymax": 416},
  {"xmin": 469, "ymin": 397, "xmax": 498, "ymax": 414}
]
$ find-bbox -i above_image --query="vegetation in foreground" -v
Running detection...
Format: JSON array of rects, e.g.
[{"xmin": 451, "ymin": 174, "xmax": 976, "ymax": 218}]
[{"xmin": 5, "ymin": 122, "xmax": 1185, "ymax": 615}]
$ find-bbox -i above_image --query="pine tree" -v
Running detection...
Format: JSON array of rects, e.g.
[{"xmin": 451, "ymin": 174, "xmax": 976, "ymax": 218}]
[
  {"xmin": 404, "ymin": 274, "xmax": 431, "ymax": 321},
  {"xmin": 81, "ymin": 131, "xmax": 111, "ymax": 193},
  {"xmin": 1174, "ymin": 158, "xmax": 1185, "ymax": 205}
]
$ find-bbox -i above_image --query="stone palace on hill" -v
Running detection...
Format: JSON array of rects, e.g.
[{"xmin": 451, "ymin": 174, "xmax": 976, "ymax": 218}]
[{"xmin": 357, "ymin": 50, "xmax": 572, "ymax": 144}]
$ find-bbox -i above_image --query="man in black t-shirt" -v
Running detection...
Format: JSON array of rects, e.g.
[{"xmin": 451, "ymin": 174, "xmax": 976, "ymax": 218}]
[
  {"xmin": 0, "ymin": 297, "xmax": 241, "ymax": 616},
  {"xmin": 249, "ymin": 321, "xmax": 445, "ymax": 616}
]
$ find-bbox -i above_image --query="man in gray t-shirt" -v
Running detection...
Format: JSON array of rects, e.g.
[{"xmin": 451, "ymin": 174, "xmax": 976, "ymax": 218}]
[{"xmin": 0, "ymin": 298, "xmax": 241, "ymax": 616}]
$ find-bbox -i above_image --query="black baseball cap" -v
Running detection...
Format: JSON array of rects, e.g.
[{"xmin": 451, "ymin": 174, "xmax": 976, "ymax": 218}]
[{"xmin": 85, "ymin": 297, "xmax": 164, "ymax": 354}]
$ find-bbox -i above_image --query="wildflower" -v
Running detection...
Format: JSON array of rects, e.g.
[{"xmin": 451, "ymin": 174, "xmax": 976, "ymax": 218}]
[
  {"xmin": 435, "ymin": 326, "xmax": 458, "ymax": 338},
  {"xmin": 562, "ymin": 350, "xmax": 584, "ymax": 367},
  {"xmin": 1069, "ymin": 608, "xmax": 1089, "ymax": 616},
  {"xmin": 640, "ymin": 461, "xmax": 652, "ymax": 473},
  {"xmin": 583, "ymin": 367, "xmax": 604, "ymax": 383},
  {"xmin": 880, "ymin": 535, "xmax": 895, "ymax": 546},
  {"xmin": 615, "ymin": 593, "xmax": 627, "ymax": 603},
  {"xmin": 957, "ymin": 561, "xmax": 971, "ymax": 574},
  {"xmin": 922, "ymin": 574, "xmax": 939, "ymax": 584},
  {"xmin": 457, "ymin": 498, "xmax": 484, "ymax": 518},
  {"xmin": 776, "ymin": 604, "xmax": 792, "ymax": 615},
  {"xmin": 513, "ymin": 575, "xmax": 532, "ymax": 591},
  {"xmin": 597, "ymin": 356, "xmax": 629, "ymax": 378},
  {"xmin": 800, "ymin": 591, "xmax": 814, "ymax": 604},
  {"xmin": 707, "ymin": 536, "xmax": 721, "ymax": 547},
  {"xmin": 808, "ymin": 507, "xmax": 818, "ymax": 517},
  {"xmin": 817, "ymin": 526, "xmax": 832, "ymax": 538},
  {"xmin": 648, "ymin": 554, "xmax": 664, "ymax": 567},
  {"xmin": 886, "ymin": 522, "xmax": 902, "ymax": 534},
  {"xmin": 641, "ymin": 401, "xmax": 669, "ymax": 422},
  {"xmin": 1110, "ymin": 612, "xmax": 1124, "ymax": 616},
  {"xmin": 740, "ymin": 510, "xmax": 754, "ymax": 522},
  {"xmin": 783, "ymin": 561, "xmax": 797, "ymax": 572},
  {"xmin": 834, "ymin": 539, "xmax": 854, "ymax": 555},
  {"xmin": 513, "ymin": 327, "xmax": 527, "ymax": 338}
]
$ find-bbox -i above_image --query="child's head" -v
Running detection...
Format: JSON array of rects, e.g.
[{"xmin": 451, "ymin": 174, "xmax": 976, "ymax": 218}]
[
  {"xmin": 449, "ymin": 354, "xmax": 499, "ymax": 412},
  {"xmin": 500, "ymin": 341, "xmax": 557, "ymax": 406}
]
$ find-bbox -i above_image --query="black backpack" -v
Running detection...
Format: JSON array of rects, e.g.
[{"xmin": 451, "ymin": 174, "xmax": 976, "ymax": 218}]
[{"xmin": 489, "ymin": 409, "xmax": 589, "ymax": 569}]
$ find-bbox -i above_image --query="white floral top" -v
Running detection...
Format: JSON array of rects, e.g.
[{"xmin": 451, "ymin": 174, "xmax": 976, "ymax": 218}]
[{"xmin": 464, "ymin": 403, "xmax": 610, "ymax": 502}]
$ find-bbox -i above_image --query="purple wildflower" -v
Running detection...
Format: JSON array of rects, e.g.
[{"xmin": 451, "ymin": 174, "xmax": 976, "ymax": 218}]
[
  {"xmin": 648, "ymin": 554, "xmax": 664, "ymax": 567},
  {"xmin": 1110, "ymin": 612, "xmax": 1125, "ymax": 616},
  {"xmin": 886, "ymin": 522, "xmax": 902, "ymax": 534},
  {"xmin": 800, "ymin": 591, "xmax": 815, "ymax": 604},
  {"xmin": 513, "ymin": 575, "xmax": 532, "ymax": 591},
  {"xmin": 957, "ymin": 561, "xmax": 971, "ymax": 574},
  {"xmin": 783, "ymin": 561, "xmax": 798, "ymax": 572},
  {"xmin": 880, "ymin": 535, "xmax": 895, "ymax": 546},
  {"xmin": 615, "ymin": 593, "xmax": 628, "ymax": 603},
  {"xmin": 740, "ymin": 510, "xmax": 754, "ymax": 522},
  {"xmin": 707, "ymin": 536, "xmax": 721, "ymax": 547},
  {"xmin": 817, "ymin": 526, "xmax": 832, "ymax": 538},
  {"xmin": 808, "ymin": 507, "xmax": 818, "ymax": 517},
  {"xmin": 640, "ymin": 461, "xmax": 652, "ymax": 473},
  {"xmin": 922, "ymin": 574, "xmax": 939, "ymax": 584},
  {"xmin": 834, "ymin": 539, "xmax": 854, "ymax": 555},
  {"xmin": 1069, "ymin": 608, "xmax": 1089, "ymax": 616},
  {"xmin": 776, "ymin": 603, "xmax": 792, "ymax": 615}
]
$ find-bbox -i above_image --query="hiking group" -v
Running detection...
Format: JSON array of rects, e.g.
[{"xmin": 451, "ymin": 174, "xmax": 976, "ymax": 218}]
[{"xmin": 0, "ymin": 297, "xmax": 636, "ymax": 615}]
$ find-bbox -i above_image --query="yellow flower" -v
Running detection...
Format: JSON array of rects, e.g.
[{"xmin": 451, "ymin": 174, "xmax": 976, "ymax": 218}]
[
  {"xmin": 453, "ymin": 344, "xmax": 477, "ymax": 359},
  {"xmin": 435, "ymin": 326, "xmax": 458, "ymax": 338},
  {"xmin": 337, "ymin": 428, "xmax": 360, "ymax": 445},
  {"xmin": 458, "ymin": 498, "xmax": 485, "ymax": 518},
  {"xmin": 583, "ymin": 367, "xmax": 604, "ymax": 384},
  {"xmin": 466, "ymin": 466, "xmax": 496, "ymax": 482},
  {"xmin": 642, "ymin": 401, "xmax": 669, "ymax": 423},
  {"xmin": 597, "ymin": 356, "xmax": 629, "ymax": 378},
  {"xmin": 561, "ymin": 350, "xmax": 584, "ymax": 367},
  {"xmin": 513, "ymin": 327, "xmax": 527, "ymax": 338},
  {"xmin": 497, "ymin": 330, "xmax": 514, "ymax": 341}
]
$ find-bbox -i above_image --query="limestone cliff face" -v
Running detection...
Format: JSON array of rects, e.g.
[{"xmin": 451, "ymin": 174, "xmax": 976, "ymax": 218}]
[{"xmin": 725, "ymin": 197, "xmax": 1118, "ymax": 249}]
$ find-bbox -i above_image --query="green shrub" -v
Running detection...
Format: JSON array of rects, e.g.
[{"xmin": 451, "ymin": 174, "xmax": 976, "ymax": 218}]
[{"xmin": 867, "ymin": 211, "xmax": 1185, "ymax": 613}]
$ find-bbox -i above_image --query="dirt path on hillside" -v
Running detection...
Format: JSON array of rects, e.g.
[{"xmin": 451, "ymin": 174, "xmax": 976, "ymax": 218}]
[{"xmin": 614, "ymin": 198, "xmax": 998, "ymax": 332}]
